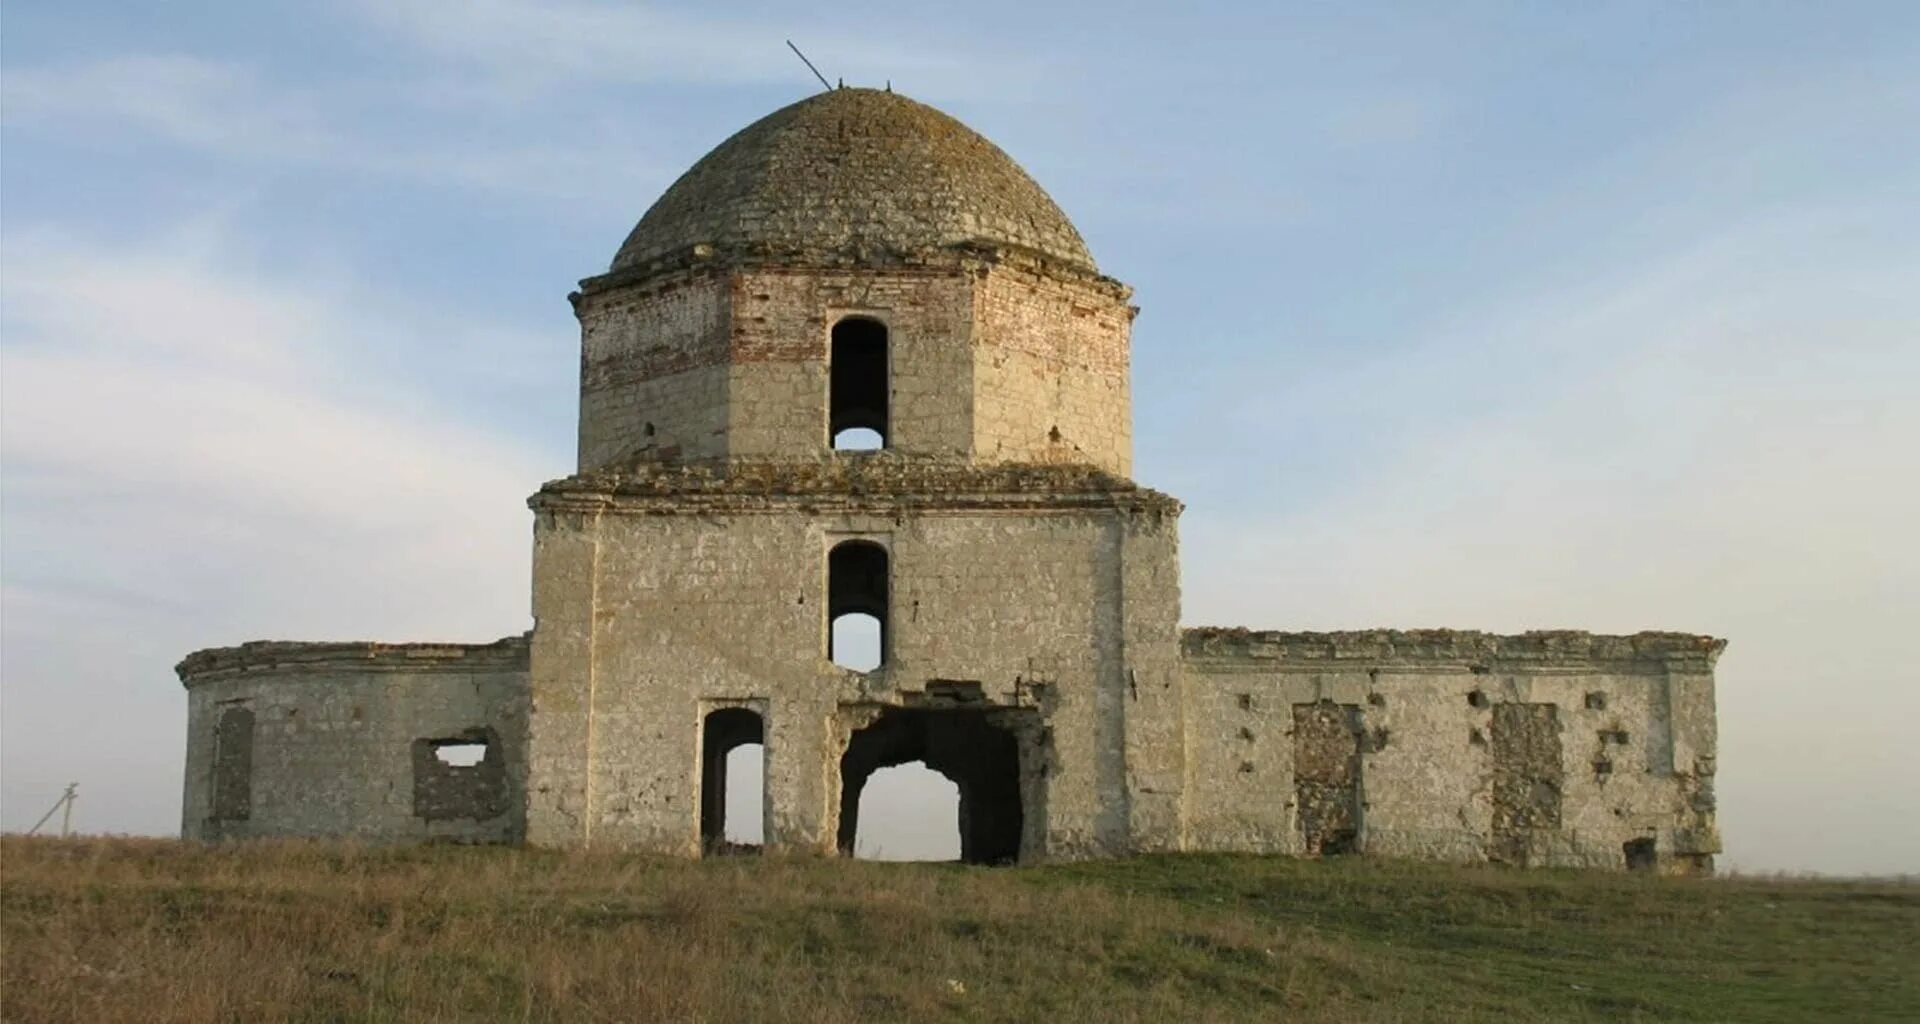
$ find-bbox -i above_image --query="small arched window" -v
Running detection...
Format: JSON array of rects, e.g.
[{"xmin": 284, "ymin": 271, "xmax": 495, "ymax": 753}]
[
  {"xmin": 827, "ymin": 540, "xmax": 888, "ymax": 670},
  {"xmin": 830, "ymin": 317, "xmax": 888, "ymax": 450}
]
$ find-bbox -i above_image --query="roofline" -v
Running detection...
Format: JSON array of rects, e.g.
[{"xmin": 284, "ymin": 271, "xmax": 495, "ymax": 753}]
[{"xmin": 176, "ymin": 635, "xmax": 530, "ymax": 688}]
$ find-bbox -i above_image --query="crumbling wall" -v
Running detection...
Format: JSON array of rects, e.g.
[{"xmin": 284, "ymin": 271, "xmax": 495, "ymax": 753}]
[
  {"xmin": 177, "ymin": 637, "xmax": 530, "ymax": 843},
  {"xmin": 1180, "ymin": 630, "xmax": 1723, "ymax": 870}
]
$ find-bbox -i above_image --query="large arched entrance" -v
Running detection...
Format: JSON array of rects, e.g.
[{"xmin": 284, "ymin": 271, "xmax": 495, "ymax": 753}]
[{"xmin": 837, "ymin": 708, "xmax": 1028, "ymax": 865}]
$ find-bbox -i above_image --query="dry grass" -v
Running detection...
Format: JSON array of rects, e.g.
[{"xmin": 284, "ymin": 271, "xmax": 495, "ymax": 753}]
[{"xmin": 2, "ymin": 837, "xmax": 1915, "ymax": 1023}]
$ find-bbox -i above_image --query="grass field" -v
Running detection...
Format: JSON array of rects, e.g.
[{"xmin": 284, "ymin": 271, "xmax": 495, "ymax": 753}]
[{"xmin": 2, "ymin": 837, "xmax": 1915, "ymax": 1023}]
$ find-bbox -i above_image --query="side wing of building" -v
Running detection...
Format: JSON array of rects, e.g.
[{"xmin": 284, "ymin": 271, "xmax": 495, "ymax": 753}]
[
  {"xmin": 176, "ymin": 638, "xmax": 530, "ymax": 843},
  {"xmin": 1179, "ymin": 629, "xmax": 1722, "ymax": 872}
]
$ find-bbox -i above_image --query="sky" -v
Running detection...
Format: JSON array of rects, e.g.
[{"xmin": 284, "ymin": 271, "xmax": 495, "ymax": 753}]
[{"xmin": 2, "ymin": 2, "xmax": 1916, "ymax": 873}]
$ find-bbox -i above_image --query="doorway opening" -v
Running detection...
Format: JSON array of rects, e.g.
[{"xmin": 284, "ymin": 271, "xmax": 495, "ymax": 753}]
[
  {"xmin": 700, "ymin": 707, "xmax": 765, "ymax": 855},
  {"xmin": 838, "ymin": 708, "xmax": 1024, "ymax": 865}
]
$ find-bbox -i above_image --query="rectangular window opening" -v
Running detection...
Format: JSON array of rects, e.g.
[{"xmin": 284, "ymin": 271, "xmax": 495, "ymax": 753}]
[{"xmin": 432, "ymin": 741, "xmax": 489, "ymax": 767}]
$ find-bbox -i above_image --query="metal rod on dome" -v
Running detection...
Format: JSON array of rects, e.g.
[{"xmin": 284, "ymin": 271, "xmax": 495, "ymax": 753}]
[{"xmin": 786, "ymin": 41, "xmax": 833, "ymax": 92}]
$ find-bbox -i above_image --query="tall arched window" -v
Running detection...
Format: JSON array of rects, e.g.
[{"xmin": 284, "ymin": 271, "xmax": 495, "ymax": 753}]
[
  {"xmin": 830, "ymin": 317, "xmax": 888, "ymax": 450},
  {"xmin": 827, "ymin": 540, "xmax": 887, "ymax": 671}
]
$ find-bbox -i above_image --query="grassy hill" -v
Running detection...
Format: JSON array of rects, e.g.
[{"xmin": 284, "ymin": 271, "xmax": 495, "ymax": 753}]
[{"xmin": 2, "ymin": 837, "xmax": 1914, "ymax": 1023}]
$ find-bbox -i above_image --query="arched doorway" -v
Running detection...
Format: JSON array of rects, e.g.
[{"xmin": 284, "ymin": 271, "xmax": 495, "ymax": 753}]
[{"xmin": 700, "ymin": 707, "xmax": 765, "ymax": 854}]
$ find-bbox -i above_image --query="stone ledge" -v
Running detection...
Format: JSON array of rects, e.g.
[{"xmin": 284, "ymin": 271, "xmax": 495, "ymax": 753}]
[
  {"xmin": 177, "ymin": 634, "xmax": 530, "ymax": 687},
  {"xmin": 530, "ymin": 456, "xmax": 1182, "ymax": 516},
  {"xmin": 1182, "ymin": 628, "xmax": 1726, "ymax": 671},
  {"xmin": 577, "ymin": 241, "xmax": 1130, "ymax": 301}
]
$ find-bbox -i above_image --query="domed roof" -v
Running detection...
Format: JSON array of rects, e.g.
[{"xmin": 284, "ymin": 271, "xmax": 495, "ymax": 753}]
[{"xmin": 611, "ymin": 88, "xmax": 1095, "ymax": 274}]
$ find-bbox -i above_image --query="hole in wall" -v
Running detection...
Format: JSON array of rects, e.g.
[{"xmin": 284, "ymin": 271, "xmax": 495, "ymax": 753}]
[
  {"xmin": 411, "ymin": 730, "xmax": 507, "ymax": 824},
  {"xmin": 1585, "ymin": 692, "xmax": 1608, "ymax": 711},
  {"xmin": 1623, "ymin": 837, "xmax": 1657, "ymax": 871},
  {"xmin": 432, "ymin": 742, "xmax": 488, "ymax": 767},
  {"xmin": 1467, "ymin": 690, "xmax": 1490, "ymax": 709}
]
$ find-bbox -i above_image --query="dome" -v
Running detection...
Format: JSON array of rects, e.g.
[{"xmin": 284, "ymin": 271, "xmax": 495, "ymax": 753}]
[{"xmin": 611, "ymin": 88, "xmax": 1095, "ymax": 274}]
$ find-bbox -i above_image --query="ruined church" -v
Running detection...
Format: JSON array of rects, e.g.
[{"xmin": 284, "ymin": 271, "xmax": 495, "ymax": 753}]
[{"xmin": 176, "ymin": 88, "xmax": 1723, "ymax": 872}]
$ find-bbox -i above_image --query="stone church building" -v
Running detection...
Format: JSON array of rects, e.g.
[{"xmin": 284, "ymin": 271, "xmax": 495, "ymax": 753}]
[{"xmin": 176, "ymin": 88, "xmax": 1723, "ymax": 872}]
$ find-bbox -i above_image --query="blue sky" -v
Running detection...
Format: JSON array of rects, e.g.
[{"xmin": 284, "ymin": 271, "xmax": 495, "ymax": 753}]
[{"xmin": 3, "ymin": 2, "xmax": 1916, "ymax": 872}]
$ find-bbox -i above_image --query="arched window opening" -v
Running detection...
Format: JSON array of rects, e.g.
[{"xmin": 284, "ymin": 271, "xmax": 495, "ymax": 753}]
[
  {"xmin": 828, "ymin": 540, "xmax": 888, "ymax": 671},
  {"xmin": 837, "ymin": 708, "xmax": 1025, "ymax": 865},
  {"xmin": 700, "ymin": 707, "xmax": 765, "ymax": 855},
  {"xmin": 854, "ymin": 762, "xmax": 960, "ymax": 861},
  {"xmin": 830, "ymin": 317, "xmax": 888, "ymax": 450}
]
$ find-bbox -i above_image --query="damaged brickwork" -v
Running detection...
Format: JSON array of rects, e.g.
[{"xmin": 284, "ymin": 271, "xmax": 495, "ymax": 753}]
[
  {"xmin": 173, "ymin": 88, "xmax": 1723, "ymax": 872},
  {"xmin": 1490, "ymin": 703, "xmax": 1564, "ymax": 866},
  {"xmin": 1292, "ymin": 703, "xmax": 1363, "ymax": 855}
]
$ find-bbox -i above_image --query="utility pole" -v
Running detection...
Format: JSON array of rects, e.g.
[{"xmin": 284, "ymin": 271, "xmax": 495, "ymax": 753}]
[{"xmin": 26, "ymin": 783, "xmax": 78, "ymax": 836}]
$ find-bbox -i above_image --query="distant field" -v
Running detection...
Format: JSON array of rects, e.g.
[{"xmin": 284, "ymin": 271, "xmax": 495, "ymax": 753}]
[{"xmin": 1, "ymin": 838, "xmax": 1914, "ymax": 1023}]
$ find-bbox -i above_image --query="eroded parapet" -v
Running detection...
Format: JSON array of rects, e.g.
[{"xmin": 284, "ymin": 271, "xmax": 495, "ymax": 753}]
[
  {"xmin": 176, "ymin": 636, "xmax": 530, "ymax": 844},
  {"xmin": 1181, "ymin": 628, "xmax": 1725, "ymax": 672},
  {"xmin": 1180, "ymin": 627, "xmax": 1723, "ymax": 874},
  {"xmin": 176, "ymin": 635, "xmax": 530, "ymax": 683}
]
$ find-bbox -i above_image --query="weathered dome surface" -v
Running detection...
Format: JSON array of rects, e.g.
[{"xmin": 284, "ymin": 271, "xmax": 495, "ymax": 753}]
[{"xmin": 611, "ymin": 88, "xmax": 1095, "ymax": 274}]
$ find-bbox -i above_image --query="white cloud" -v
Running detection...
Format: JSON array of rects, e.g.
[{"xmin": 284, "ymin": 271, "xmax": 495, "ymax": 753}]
[
  {"xmin": 0, "ymin": 54, "xmax": 670, "ymax": 204},
  {"xmin": 1179, "ymin": 205, "xmax": 1920, "ymax": 874},
  {"xmin": 0, "ymin": 224, "xmax": 555, "ymax": 834}
]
